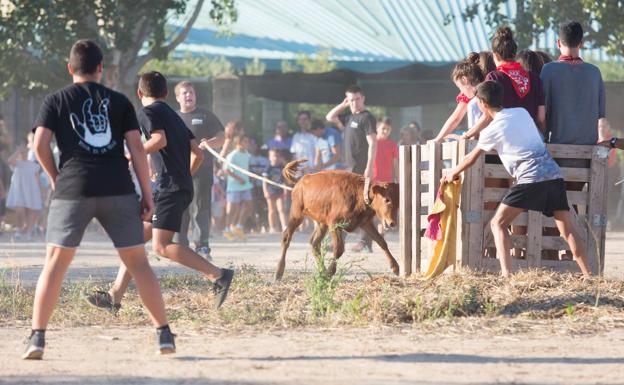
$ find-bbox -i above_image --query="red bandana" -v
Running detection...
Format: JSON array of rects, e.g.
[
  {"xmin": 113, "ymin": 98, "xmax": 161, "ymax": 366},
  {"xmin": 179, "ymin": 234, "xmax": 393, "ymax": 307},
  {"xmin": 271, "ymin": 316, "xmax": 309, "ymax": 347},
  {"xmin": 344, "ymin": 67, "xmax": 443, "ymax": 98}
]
[
  {"xmin": 497, "ymin": 61, "xmax": 531, "ymax": 98},
  {"xmin": 559, "ymin": 54, "xmax": 583, "ymax": 64},
  {"xmin": 455, "ymin": 92, "xmax": 471, "ymax": 104}
]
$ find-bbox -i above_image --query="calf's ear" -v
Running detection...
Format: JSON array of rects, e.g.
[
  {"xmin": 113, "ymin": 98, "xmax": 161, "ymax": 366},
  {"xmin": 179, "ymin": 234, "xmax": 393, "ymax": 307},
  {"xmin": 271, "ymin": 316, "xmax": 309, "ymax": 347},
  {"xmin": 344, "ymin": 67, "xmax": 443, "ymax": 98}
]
[{"xmin": 371, "ymin": 184, "xmax": 386, "ymax": 197}]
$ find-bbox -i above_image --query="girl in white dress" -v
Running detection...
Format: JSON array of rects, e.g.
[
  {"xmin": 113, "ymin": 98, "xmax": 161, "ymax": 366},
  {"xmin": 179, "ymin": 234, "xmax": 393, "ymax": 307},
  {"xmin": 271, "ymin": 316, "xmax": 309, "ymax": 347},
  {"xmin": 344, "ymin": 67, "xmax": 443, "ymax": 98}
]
[{"xmin": 6, "ymin": 134, "xmax": 43, "ymax": 239}]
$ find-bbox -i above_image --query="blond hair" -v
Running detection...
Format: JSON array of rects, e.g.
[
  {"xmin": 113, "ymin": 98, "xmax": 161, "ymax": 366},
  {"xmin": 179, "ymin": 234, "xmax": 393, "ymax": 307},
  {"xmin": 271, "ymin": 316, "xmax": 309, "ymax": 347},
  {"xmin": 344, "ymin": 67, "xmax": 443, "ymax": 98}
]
[{"xmin": 174, "ymin": 81, "xmax": 194, "ymax": 96}]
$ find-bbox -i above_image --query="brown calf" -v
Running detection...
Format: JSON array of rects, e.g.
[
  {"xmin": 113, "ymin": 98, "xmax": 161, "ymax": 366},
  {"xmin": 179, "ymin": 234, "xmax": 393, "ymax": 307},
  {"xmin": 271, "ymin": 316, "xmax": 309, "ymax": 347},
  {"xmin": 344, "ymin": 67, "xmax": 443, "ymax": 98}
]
[{"xmin": 275, "ymin": 159, "xmax": 400, "ymax": 280}]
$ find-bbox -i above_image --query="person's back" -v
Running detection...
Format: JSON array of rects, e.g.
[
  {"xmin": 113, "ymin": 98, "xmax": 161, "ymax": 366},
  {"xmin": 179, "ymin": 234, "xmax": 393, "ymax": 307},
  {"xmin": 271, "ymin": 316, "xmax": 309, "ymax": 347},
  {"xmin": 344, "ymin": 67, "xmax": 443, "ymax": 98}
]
[
  {"xmin": 43, "ymin": 82, "xmax": 137, "ymax": 198},
  {"xmin": 541, "ymin": 62, "xmax": 604, "ymax": 144},
  {"xmin": 139, "ymin": 101, "xmax": 194, "ymax": 194},
  {"xmin": 541, "ymin": 21, "xmax": 606, "ymax": 145}
]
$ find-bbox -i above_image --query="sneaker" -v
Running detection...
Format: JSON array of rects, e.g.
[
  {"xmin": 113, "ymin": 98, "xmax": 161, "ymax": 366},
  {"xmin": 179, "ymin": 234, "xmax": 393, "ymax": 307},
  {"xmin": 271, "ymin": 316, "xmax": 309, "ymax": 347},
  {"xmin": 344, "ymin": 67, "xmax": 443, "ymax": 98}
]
[
  {"xmin": 223, "ymin": 230, "xmax": 236, "ymax": 241},
  {"xmin": 213, "ymin": 268, "xmax": 235, "ymax": 309},
  {"xmin": 195, "ymin": 246, "xmax": 212, "ymax": 261},
  {"xmin": 350, "ymin": 240, "xmax": 372, "ymax": 253},
  {"xmin": 85, "ymin": 291, "xmax": 121, "ymax": 314},
  {"xmin": 22, "ymin": 331, "xmax": 45, "ymax": 360},
  {"xmin": 156, "ymin": 327, "xmax": 176, "ymax": 355},
  {"xmin": 231, "ymin": 226, "xmax": 247, "ymax": 240}
]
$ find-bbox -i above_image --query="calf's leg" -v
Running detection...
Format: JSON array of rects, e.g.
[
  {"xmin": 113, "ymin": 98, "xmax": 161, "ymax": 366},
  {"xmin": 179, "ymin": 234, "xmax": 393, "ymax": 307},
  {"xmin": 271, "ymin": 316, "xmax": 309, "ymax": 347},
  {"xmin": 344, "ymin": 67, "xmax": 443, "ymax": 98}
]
[
  {"xmin": 326, "ymin": 227, "xmax": 345, "ymax": 277},
  {"xmin": 274, "ymin": 216, "xmax": 304, "ymax": 281},
  {"xmin": 360, "ymin": 220, "xmax": 400, "ymax": 276},
  {"xmin": 310, "ymin": 223, "xmax": 329, "ymax": 270}
]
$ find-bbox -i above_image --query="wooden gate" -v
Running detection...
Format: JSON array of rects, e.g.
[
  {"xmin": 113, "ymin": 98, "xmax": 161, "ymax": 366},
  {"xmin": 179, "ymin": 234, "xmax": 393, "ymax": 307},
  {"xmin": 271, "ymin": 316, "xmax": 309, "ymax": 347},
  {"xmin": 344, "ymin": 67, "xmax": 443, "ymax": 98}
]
[{"xmin": 399, "ymin": 140, "xmax": 609, "ymax": 276}]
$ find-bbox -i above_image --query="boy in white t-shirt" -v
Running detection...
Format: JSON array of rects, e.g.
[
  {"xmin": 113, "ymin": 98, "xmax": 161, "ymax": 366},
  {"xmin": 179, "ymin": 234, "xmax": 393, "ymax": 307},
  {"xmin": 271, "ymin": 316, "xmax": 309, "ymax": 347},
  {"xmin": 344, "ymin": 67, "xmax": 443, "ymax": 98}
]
[{"xmin": 442, "ymin": 80, "xmax": 591, "ymax": 277}]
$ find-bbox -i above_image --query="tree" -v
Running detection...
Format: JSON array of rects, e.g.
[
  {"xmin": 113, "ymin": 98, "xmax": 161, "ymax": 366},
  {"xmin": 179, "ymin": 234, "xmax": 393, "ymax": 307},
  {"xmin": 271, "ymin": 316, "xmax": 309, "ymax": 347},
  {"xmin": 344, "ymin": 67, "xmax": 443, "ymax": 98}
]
[
  {"xmin": 0, "ymin": 0, "xmax": 237, "ymax": 97},
  {"xmin": 459, "ymin": 0, "xmax": 624, "ymax": 56}
]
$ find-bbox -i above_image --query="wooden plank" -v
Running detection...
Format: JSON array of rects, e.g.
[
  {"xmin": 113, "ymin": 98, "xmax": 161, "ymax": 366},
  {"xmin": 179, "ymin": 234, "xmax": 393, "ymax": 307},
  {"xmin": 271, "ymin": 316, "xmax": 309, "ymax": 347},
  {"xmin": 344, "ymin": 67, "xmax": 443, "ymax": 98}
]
[
  {"xmin": 480, "ymin": 258, "xmax": 529, "ymax": 272},
  {"xmin": 420, "ymin": 193, "xmax": 429, "ymax": 208},
  {"xmin": 542, "ymin": 236, "xmax": 571, "ymax": 251},
  {"xmin": 454, "ymin": 140, "xmax": 470, "ymax": 269},
  {"xmin": 526, "ymin": 210, "xmax": 543, "ymax": 267},
  {"xmin": 484, "ymin": 234, "xmax": 528, "ymax": 248},
  {"xmin": 399, "ymin": 145, "xmax": 412, "ymax": 277},
  {"xmin": 427, "ymin": 140, "xmax": 442, "ymax": 218},
  {"xmin": 465, "ymin": 140, "xmax": 484, "ymax": 269},
  {"xmin": 411, "ymin": 145, "xmax": 421, "ymax": 273},
  {"xmin": 587, "ymin": 146, "xmax": 609, "ymax": 275},
  {"xmin": 541, "ymin": 260, "xmax": 580, "ymax": 271},
  {"xmin": 482, "ymin": 210, "xmax": 560, "ymax": 228},
  {"xmin": 483, "ymin": 188, "xmax": 588, "ymax": 205},
  {"xmin": 483, "ymin": 165, "xmax": 590, "ymax": 183},
  {"xmin": 547, "ymin": 144, "xmax": 593, "ymax": 159},
  {"xmin": 441, "ymin": 142, "xmax": 454, "ymax": 159},
  {"xmin": 420, "ymin": 145, "xmax": 429, "ymax": 161}
]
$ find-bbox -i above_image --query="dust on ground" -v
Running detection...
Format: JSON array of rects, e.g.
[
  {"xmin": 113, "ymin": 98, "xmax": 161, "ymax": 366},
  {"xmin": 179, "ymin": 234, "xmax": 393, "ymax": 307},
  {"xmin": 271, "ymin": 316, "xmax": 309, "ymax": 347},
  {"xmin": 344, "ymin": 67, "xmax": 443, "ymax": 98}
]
[{"xmin": 1, "ymin": 231, "xmax": 624, "ymax": 384}]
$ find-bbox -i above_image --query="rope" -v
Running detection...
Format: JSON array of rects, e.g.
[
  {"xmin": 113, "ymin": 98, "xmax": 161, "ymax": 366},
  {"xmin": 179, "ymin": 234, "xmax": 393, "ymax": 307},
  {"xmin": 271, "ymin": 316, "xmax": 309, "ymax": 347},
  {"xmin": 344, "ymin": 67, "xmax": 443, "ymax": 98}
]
[{"xmin": 203, "ymin": 146, "xmax": 293, "ymax": 191}]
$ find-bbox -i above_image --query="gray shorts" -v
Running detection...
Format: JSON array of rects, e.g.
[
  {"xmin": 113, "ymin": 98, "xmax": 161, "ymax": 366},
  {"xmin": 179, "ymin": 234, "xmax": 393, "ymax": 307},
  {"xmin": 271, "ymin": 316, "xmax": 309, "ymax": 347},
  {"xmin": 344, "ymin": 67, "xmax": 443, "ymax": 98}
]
[
  {"xmin": 226, "ymin": 189, "xmax": 252, "ymax": 203},
  {"xmin": 46, "ymin": 194, "xmax": 144, "ymax": 249}
]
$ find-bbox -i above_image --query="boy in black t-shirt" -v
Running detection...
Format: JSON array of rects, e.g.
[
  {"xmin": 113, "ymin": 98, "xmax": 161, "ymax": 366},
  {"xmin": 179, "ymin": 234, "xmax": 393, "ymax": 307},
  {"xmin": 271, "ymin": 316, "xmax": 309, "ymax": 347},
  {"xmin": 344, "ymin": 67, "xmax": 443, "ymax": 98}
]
[
  {"xmin": 24, "ymin": 40, "xmax": 173, "ymax": 359},
  {"xmin": 87, "ymin": 72, "xmax": 234, "ymax": 315}
]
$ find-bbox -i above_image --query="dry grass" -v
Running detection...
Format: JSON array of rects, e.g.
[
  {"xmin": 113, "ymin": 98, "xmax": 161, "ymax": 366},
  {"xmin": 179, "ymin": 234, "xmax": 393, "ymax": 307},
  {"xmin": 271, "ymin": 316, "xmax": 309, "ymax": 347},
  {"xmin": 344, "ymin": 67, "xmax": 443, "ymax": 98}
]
[{"xmin": 2, "ymin": 265, "xmax": 624, "ymax": 335}]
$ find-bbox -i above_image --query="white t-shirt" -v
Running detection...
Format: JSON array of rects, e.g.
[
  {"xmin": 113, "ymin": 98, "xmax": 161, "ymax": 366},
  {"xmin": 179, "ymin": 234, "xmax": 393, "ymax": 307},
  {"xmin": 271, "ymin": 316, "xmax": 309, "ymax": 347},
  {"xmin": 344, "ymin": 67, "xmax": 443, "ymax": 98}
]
[
  {"xmin": 477, "ymin": 108, "xmax": 561, "ymax": 184},
  {"xmin": 290, "ymin": 132, "xmax": 316, "ymax": 168},
  {"xmin": 466, "ymin": 98, "xmax": 482, "ymax": 129}
]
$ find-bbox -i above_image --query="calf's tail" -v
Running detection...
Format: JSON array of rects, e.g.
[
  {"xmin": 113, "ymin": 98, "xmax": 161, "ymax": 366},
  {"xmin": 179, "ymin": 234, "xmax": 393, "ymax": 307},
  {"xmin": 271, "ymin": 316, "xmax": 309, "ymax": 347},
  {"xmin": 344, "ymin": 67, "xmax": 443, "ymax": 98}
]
[{"xmin": 282, "ymin": 159, "xmax": 308, "ymax": 185}]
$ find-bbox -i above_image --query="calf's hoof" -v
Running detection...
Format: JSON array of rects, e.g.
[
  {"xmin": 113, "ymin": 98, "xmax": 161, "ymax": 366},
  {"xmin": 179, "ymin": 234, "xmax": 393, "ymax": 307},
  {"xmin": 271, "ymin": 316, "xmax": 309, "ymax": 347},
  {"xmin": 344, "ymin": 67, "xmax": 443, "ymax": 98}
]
[{"xmin": 390, "ymin": 262, "xmax": 400, "ymax": 276}]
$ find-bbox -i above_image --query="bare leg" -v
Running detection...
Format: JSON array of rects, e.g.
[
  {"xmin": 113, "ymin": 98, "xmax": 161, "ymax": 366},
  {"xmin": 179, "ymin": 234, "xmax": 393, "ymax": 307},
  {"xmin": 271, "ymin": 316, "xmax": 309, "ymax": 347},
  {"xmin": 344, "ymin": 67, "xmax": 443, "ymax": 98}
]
[
  {"xmin": 361, "ymin": 220, "xmax": 399, "ymax": 275},
  {"xmin": 276, "ymin": 197, "xmax": 288, "ymax": 231},
  {"xmin": 225, "ymin": 201, "xmax": 238, "ymax": 230},
  {"xmin": 31, "ymin": 246, "xmax": 76, "ymax": 329},
  {"xmin": 152, "ymin": 228, "xmax": 222, "ymax": 280},
  {"xmin": 490, "ymin": 204, "xmax": 525, "ymax": 276},
  {"xmin": 109, "ymin": 222, "xmax": 153, "ymax": 304},
  {"xmin": 237, "ymin": 199, "xmax": 252, "ymax": 228},
  {"xmin": 117, "ymin": 246, "xmax": 168, "ymax": 327},
  {"xmin": 266, "ymin": 197, "xmax": 277, "ymax": 232},
  {"xmin": 552, "ymin": 210, "xmax": 591, "ymax": 277}
]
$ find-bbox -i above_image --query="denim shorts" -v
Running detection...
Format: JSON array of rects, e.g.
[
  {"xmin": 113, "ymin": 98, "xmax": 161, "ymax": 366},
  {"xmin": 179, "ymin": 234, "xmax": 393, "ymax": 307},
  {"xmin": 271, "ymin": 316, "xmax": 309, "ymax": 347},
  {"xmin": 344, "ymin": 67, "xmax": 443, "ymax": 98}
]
[{"xmin": 46, "ymin": 194, "xmax": 144, "ymax": 249}]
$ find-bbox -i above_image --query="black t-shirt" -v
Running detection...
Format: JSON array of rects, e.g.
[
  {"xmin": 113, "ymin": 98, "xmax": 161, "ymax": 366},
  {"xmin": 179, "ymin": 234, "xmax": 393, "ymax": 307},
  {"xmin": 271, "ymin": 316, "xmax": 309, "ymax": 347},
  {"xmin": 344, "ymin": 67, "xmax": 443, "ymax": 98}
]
[
  {"xmin": 341, "ymin": 110, "xmax": 376, "ymax": 174},
  {"xmin": 138, "ymin": 101, "xmax": 195, "ymax": 194},
  {"xmin": 33, "ymin": 82, "xmax": 138, "ymax": 199},
  {"xmin": 177, "ymin": 108, "xmax": 223, "ymax": 179}
]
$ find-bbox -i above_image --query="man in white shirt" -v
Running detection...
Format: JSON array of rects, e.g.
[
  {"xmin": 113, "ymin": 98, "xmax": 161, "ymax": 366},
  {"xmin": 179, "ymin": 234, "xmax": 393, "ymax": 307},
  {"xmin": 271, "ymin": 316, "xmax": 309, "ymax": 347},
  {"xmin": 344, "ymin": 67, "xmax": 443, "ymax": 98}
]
[{"xmin": 442, "ymin": 80, "xmax": 590, "ymax": 277}]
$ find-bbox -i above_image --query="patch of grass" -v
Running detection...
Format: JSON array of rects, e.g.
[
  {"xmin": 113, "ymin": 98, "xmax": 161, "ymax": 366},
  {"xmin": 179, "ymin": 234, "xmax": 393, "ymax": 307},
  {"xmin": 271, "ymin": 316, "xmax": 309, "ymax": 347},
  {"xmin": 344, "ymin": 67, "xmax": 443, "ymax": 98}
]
[{"xmin": 3, "ymin": 267, "xmax": 624, "ymax": 335}]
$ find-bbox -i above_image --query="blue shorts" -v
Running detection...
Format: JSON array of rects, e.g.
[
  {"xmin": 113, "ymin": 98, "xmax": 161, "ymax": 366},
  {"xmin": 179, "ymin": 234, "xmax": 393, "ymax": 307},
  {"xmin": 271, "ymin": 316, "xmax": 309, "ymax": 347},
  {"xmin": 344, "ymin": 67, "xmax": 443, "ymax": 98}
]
[{"xmin": 226, "ymin": 190, "xmax": 252, "ymax": 203}]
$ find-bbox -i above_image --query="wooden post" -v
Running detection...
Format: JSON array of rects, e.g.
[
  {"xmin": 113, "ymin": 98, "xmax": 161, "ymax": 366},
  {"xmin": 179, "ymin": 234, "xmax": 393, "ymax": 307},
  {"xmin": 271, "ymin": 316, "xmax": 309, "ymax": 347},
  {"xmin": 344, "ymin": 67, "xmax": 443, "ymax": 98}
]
[
  {"xmin": 587, "ymin": 146, "xmax": 609, "ymax": 275},
  {"xmin": 466, "ymin": 140, "xmax": 485, "ymax": 270},
  {"xmin": 456, "ymin": 140, "xmax": 470, "ymax": 269},
  {"xmin": 411, "ymin": 145, "xmax": 422, "ymax": 272},
  {"xmin": 526, "ymin": 210, "xmax": 543, "ymax": 268},
  {"xmin": 399, "ymin": 145, "xmax": 413, "ymax": 277}
]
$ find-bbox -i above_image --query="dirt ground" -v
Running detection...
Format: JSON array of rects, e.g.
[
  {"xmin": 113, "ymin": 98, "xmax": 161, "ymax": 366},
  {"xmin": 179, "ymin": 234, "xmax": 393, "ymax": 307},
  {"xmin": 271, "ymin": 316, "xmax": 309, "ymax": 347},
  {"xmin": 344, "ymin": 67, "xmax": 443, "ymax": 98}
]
[{"xmin": 2, "ymin": 231, "xmax": 624, "ymax": 384}]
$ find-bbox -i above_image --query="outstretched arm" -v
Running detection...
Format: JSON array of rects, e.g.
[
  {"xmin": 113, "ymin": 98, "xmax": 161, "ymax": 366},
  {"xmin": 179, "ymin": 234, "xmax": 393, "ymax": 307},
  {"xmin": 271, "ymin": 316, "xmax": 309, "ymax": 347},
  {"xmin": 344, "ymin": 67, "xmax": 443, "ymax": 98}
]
[
  {"xmin": 441, "ymin": 146, "xmax": 484, "ymax": 183},
  {"xmin": 463, "ymin": 113, "xmax": 493, "ymax": 140},
  {"xmin": 434, "ymin": 102, "xmax": 468, "ymax": 143},
  {"xmin": 125, "ymin": 130, "xmax": 154, "ymax": 221}
]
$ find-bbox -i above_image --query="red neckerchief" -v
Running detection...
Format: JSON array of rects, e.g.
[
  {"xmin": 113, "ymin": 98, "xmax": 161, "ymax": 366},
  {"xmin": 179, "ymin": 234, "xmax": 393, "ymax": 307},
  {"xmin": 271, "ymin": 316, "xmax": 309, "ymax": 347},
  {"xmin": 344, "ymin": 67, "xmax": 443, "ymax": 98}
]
[
  {"xmin": 496, "ymin": 61, "xmax": 530, "ymax": 98},
  {"xmin": 455, "ymin": 93, "xmax": 471, "ymax": 104},
  {"xmin": 559, "ymin": 54, "xmax": 583, "ymax": 64}
]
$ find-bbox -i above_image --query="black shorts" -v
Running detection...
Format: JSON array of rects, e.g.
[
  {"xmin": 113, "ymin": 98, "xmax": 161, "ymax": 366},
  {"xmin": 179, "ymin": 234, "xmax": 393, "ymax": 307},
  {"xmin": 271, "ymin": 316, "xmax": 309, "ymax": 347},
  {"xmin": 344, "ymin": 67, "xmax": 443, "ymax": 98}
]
[
  {"xmin": 152, "ymin": 190, "xmax": 193, "ymax": 232},
  {"xmin": 502, "ymin": 178, "xmax": 569, "ymax": 217}
]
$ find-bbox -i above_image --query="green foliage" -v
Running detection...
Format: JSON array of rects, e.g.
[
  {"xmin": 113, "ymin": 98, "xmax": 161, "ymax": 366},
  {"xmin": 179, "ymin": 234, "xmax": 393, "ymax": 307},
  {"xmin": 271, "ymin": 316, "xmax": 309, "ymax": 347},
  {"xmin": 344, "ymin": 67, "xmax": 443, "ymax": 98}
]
[
  {"xmin": 142, "ymin": 53, "xmax": 236, "ymax": 77},
  {"xmin": 0, "ymin": 0, "xmax": 237, "ymax": 96},
  {"xmin": 459, "ymin": 0, "xmax": 624, "ymax": 56},
  {"xmin": 590, "ymin": 60, "xmax": 624, "ymax": 81}
]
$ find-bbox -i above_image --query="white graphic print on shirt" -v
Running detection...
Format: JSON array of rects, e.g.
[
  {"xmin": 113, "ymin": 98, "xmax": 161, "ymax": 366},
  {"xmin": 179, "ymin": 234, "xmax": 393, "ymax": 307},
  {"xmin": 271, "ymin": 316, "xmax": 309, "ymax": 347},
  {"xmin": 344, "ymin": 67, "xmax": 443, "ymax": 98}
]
[{"xmin": 69, "ymin": 98, "xmax": 115, "ymax": 152}]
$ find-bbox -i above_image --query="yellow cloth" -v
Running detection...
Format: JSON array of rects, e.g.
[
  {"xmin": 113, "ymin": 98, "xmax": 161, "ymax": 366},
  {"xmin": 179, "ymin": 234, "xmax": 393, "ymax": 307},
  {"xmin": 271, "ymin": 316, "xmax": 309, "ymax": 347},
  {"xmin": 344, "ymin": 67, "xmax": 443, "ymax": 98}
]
[{"xmin": 424, "ymin": 180, "xmax": 462, "ymax": 279}]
